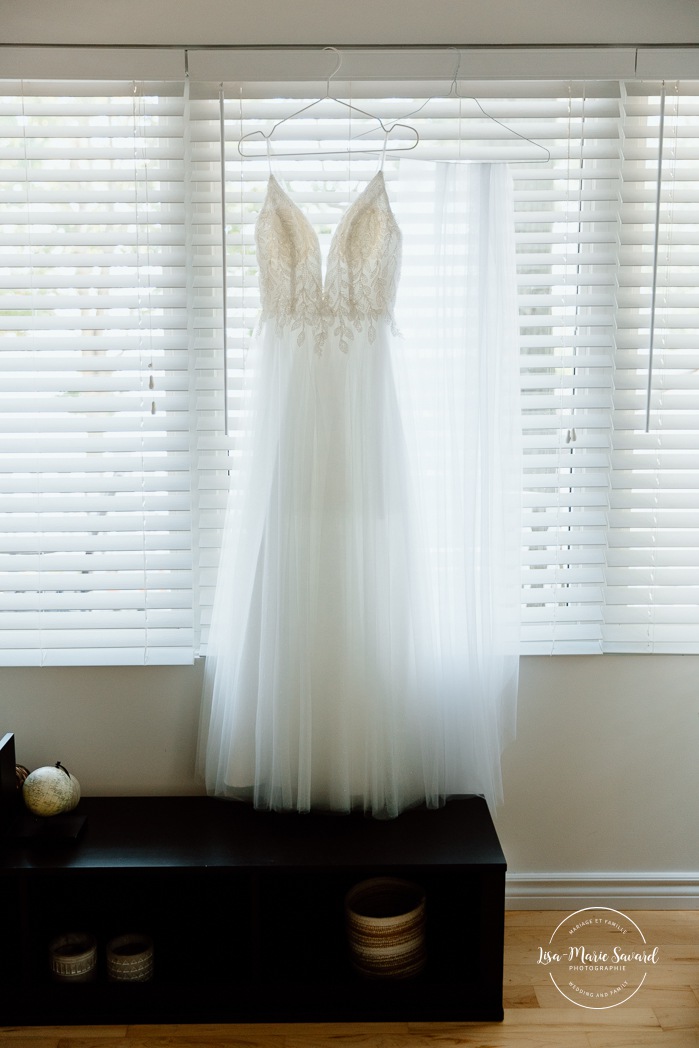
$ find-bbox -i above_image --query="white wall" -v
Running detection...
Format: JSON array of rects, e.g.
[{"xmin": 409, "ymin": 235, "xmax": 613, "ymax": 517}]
[
  {"xmin": 500, "ymin": 656, "xmax": 699, "ymax": 904},
  {"xmin": 5, "ymin": 665, "xmax": 204, "ymax": 797},
  {"xmin": 3, "ymin": 0, "xmax": 699, "ymax": 906},
  {"xmin": 4, "ymin": 655, "xmax": 699, "ymax": 903}
]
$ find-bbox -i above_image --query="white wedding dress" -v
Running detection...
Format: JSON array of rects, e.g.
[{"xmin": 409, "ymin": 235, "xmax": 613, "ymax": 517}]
[{"xmin": 198, "ymin": 171, "xmax": 444, "ymax": 818}]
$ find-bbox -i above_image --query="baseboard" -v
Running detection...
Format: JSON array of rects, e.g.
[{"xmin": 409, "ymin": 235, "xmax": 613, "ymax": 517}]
[{"xmin": 506, "ymin": 872, "xmax": 699, "ymax": 909}]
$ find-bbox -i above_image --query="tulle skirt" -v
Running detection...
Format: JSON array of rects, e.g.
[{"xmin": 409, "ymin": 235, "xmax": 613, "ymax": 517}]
[{"xmin": 198, "ymin": 320, "xmax": 444, "ymax": 818}]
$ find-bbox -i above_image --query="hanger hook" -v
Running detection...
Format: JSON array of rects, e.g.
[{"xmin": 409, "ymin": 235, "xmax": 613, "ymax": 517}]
[
  {"xmin": 446, "ymin": 51, "xmax": 551, "ymax": 164},
  {"xmin": 448, "ymin": 47, "xmax": 462, "ymax": 97},
  {"xmin": 322, "ymin": 46, "xmax": 343, "ymax": 95}
]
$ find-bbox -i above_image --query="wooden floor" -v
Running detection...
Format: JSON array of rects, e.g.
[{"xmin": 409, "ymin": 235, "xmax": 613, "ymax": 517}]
[{"xmin": 2, "ymin": 910, "xmax": 697, "ymax": 1048}]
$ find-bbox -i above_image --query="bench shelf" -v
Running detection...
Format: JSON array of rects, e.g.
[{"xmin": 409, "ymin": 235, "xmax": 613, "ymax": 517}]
[{"xmin": 0, "ymin": 794, "xmax": 506, "ymax": 1024}]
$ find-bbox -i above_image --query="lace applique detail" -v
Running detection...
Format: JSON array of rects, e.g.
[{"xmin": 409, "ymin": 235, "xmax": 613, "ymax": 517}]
[
  {"xmin": 325, "ymin": 176, "xmax": 402, "ymax": 354},
  {"xmin": 255, "ymin": 177, "xmax": 327, "ymax": 351},
  {"xmin": 255, "ymin": 173, "xmax": 401, "ymax": 353}
]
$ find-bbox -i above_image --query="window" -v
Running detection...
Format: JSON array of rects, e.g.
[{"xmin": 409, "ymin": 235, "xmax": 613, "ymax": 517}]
[
  {"xmin": 1, "ymin": 79, "xmax": 192, "ymax": 664},
  {"xmin": 3, "ymin": 49, "xmax": 699, "ymax": 663},
  {"xmin": 608, "ymin": 82, "xmax": 699, "ymax": 653}
]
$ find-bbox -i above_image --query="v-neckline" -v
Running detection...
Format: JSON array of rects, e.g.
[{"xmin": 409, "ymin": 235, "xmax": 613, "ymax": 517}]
[
  {"xmin": 262, "ymin": 171, "xmax": 387, "ymax": 290},
  {"xmin": 265, "ymin": 171, "xmax": 385, "ymax": 244}
]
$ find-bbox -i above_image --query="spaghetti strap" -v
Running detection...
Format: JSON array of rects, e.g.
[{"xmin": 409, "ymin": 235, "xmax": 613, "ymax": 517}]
[{"xmin": 378, "ymin": 129, "xmax": 389, "ymax": 171}]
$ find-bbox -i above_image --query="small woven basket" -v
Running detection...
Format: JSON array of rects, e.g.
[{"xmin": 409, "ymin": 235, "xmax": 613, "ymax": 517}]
[
  {"xmin": 49, "ymin": 932, "xmax": 97, "ymax": 983},
  {"xmin": 345, "ymin": 876, "xmax": 426, "ymax": 980},
  {"xmin": 106, "ymin": 933, "xmax": 154, "ymax": 982}
]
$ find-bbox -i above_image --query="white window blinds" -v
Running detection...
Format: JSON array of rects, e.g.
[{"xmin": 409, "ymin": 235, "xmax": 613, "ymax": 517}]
[
  {"xmin": 0, "ymin": 80, "xmax": 193, "ymax": 665},
  {"xmin": 3, "ymin": 57, "xmax": 699, "ymax": 663},
  {"xmin": 512, "ymin": 84, "xmax": 621, "ymax": 653},
  {"xmin": 609, "ymin": 81, "xmax": 699, "ymax": 652}
]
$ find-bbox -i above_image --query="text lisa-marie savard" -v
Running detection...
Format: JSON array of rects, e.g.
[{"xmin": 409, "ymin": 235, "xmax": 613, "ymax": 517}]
[{"xmin": 538, "ymin": 945, "xmax": 659, "ymax": 969}]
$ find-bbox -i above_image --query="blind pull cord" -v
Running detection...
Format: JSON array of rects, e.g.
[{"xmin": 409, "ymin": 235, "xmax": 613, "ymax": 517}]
[{"xmin": 219, "ymin": 84, "xmax": 229, "ymax": 438}]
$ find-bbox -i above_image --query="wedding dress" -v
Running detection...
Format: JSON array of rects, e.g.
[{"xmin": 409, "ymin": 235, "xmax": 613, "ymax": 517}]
[{"xmin": 198, "ymin": 170, "xmax": 445, "ymax": 818}]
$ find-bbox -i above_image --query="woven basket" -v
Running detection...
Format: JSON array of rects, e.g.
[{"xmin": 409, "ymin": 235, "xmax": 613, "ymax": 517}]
[
  {"xmin": 49, "ymin": 932, "xmax": 97, "ymax": 983},
  {"xmin": 345, "ymin": 877, "xmax": 426, "ymax": 980},
  {"xmin": 106, "ymin": 933, "xmax": 154, "ymax": 982}
]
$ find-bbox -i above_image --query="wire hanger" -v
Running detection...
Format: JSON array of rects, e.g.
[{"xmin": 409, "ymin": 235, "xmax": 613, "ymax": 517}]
[
  {"xmin": 446, "ymin": 48, "xmax": 551, "ymax": 164},
  {"xmin": 237, "ymin": 47, "xmax": 420, "ymax": 159},
  {"xmin": 388, "ymin": 49, "xmax": 552, "ymax": 164}
]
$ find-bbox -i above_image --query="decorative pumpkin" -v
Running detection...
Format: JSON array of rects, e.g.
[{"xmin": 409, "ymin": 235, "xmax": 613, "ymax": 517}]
[{"xmin": 22, "ymin": 762, "xmax": 81, "ymax": 817}]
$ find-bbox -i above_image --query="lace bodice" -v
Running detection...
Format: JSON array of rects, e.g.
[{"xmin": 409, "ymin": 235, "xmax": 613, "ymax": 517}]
[{"xmin": 255, "ymin": 171, "xmax": 401, "ymax": 353}]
